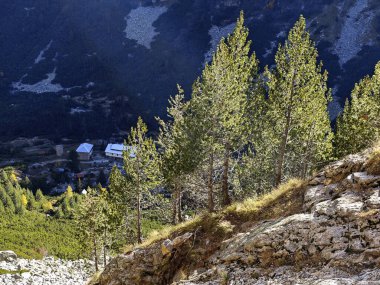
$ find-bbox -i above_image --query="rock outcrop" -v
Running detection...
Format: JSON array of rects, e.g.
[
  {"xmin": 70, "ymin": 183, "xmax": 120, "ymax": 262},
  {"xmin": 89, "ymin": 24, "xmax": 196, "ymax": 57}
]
[{"xmin": 98, "ymin": 150, "xmax": 380, "ymax": 285}]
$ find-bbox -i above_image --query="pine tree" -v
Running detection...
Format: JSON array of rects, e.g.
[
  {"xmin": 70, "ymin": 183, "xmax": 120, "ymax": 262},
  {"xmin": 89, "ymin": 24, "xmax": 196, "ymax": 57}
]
[
  {"xmin": 0, "ymin": 170, "xmax": 9, "ymax": 185},
  {"xmin": 259, "ymin": 16, "xmax": 332, "ymax": 186},
  {"xmin": 76, "ymin": 178, "xmax": 83, "ymax": 193},
  {"xmin": 35, "ymin": 189, "xmax": 44, "ymax": 202},
  {"xmin": 4, "ymin": 193, "xmax": 15, "ymax": 213},
  {"xmin": 76, "ymin": 186, "xmax": 113, "ymax": 270},
  {"xmin": 22, "ymin": 176, "xmax": 33, "ymax": 190},
  {"xmin": 191, "ymin": 11, "xmax": 259, "ymax": 207},
  {"xmin": 0, "ymin": 187, "xmax": 6, "ymax": 205},
  {"xmin": 0, "ymin": 198, "xmax": 4, "ymax": 213},
  {"xmin": 335, "ymin": 62, "xmax": 380, "ymax": 157},
  {"xmin": 26, "ymin": 189, "xmax": 36, "ymax": 210},
  {"xmin": 157, "ymin": 86, "xmax": 196, "ymax": 223},
  {"xmin": 122, "ymin": 117, "xmax": 161, "ymax": 243},
  {"xmin": 21, "ymin": 193, "xmax": 28, "ymax": 208},
  {"xmin": 9, "ymin": 171, "xmax": 18, "ymax": 185},
  {"xmin": 108, "ymin": 165, "xmax": 132, "ymax": 242},
  {"xmin": 56, "ymin": 206, "xmax": 64, "ymax": 219},
  {"xmin": 66, "ymin": 185, "xmax": 74, "ymax": 198},
  {"xmin": 76, "ymin": 187, "xmax": 102, "ymax": 271},
  {"xmin": 62, "ymin": 197, "xmax": 71, "ymax": 216}
]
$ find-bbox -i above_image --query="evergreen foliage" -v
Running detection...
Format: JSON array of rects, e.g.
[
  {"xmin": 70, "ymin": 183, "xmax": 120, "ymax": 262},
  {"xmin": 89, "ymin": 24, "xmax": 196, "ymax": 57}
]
[
  {"xmin": 122, "ymin": 117, "xmax": 162, "ymax": 243},
  {"xmin": 335, "ymin": 62, "xmax": 380, "ymax": 157},
  {"xmin": 157, "ymin": 86, "xmax": 196, "ymax": 223},
  {"xmin": 190, "ymin": 12, "xmax": 259, "ymax": 208},
  {"xmin": 246, "ymin": 16, "xmax": 333, "ymax": 190}
]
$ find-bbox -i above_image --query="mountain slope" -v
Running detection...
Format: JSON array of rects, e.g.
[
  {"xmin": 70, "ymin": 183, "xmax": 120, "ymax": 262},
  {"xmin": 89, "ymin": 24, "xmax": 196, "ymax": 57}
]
[
  {"xmin": 1, "ymin": 0, "xmax": 380, "ymax": 139},
  {"xmin": 97, "ymin": 145, "xmax": 380, "ymax": 284}
]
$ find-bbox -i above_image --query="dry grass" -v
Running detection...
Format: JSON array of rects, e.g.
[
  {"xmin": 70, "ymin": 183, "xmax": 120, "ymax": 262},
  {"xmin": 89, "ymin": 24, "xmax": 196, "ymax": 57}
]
[
  {"xmin": 86, "ymin": 271, "xmax": 101, "ymax": 285},
  {"xmin": 126, "ymin": 178, "xmax": 306, "ymax": 253},
  {"xmin": 224, "ymin": 178, "xmax": 305, "ymax": 221},
  {"xmin": 358, "ymin": 209, "xmax": 379, "ymax": 219},
  {"xmin": 366, "ymin": 148, "xmax": 380, "ymax": 175},
  {"xmin": 125, "ymin": 215, "xmax": 205, "ymax": 252}
]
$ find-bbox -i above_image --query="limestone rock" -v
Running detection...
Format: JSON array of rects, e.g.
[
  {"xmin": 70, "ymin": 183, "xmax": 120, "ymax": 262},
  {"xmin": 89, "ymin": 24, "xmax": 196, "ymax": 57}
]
[
  {"xmin": 161, "ymin": 239, "xmax": 173, "ymax": 256},
  {"xmin": 0, "ymin": 251, "xmax": 17, "ymax": 262}
]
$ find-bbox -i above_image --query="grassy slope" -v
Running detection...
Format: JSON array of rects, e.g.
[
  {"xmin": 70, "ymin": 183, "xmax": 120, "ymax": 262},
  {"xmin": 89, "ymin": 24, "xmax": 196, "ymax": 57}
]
[
  {"xmin": 127, "ymin": 179, "xmax": 306, "ymax": 256},
  {"xmin": 0, "ymin": 211, "xmax": 85, "ymax": 260}
]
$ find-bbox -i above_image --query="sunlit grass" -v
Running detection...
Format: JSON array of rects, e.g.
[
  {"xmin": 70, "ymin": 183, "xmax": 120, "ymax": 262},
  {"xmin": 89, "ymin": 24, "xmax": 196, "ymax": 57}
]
[
  {"xmin": 125, "ymin": 178, "xmax": 306, "ymax": 252},
  {"xmin": 366, "ymin": 141, "xmax": 380, "ymax": 175}
]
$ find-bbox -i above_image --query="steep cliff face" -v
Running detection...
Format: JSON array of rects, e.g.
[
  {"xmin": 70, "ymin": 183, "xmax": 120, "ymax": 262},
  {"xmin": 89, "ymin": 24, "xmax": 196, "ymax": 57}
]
[{"xmin": 97, "ymin": 147, "xmax": 380, "ymax": 285}]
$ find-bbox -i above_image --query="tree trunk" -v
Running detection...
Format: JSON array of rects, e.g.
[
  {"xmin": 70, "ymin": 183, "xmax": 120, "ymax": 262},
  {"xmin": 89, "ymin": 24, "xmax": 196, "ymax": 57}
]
[
  {"xmin": 207, "ymin": 153, "xmax": 215, "ymax": 212},
  {"xmin": 300, "ymin": 122, "xmax": 316, "ymax": 179},
  {"xmin": 93, "ymin": 236, "xmax": 99, "ymax": 272},
  {"xmin": 177, "ymin": 186, "xmax": 183, "ymax": 222},
  {"xmin": 125, "ymin": 209, "xmax": 129, "ymax": 241},
  {"xmin": 275, "ymin": 119, "xmax": 290, "ymax": 187},
  {"xmin": 172, "ymin": 182, "xmax": 180, "ymax": 225},
  {"xmin": 137, "ymin": 193, "xmax": 142, "ymax": 244},
  {"xmin": 221, "ymin": 144, "xmax": 231, "ymax": 206},
  {"xmin": 275, "ymin": 72, "xmax": 296, "ymax": 187},
  {"xmin": 103, "ymin": 229, "xmax": 107, "ymax": 267}
]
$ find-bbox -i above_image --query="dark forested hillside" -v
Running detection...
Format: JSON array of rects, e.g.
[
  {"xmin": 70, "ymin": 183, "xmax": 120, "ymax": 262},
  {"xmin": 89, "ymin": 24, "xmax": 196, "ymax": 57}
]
[{"xmin": 1, "ymin": 0, "xmax": 380, "ymax": 139}]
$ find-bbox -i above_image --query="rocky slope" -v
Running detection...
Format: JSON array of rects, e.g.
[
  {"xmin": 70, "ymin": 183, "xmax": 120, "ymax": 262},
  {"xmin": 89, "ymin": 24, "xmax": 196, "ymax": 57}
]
[
  {"xmin": 1, "ymin": 0, "xmax": 380, "ymax": 138},
  {"xmin": 0, "ymin": 251, "xmax": 94, "ymax": 285},
  {"xmin": 97, "ymin": 147, "xmax": 380, "ymax": 284}
]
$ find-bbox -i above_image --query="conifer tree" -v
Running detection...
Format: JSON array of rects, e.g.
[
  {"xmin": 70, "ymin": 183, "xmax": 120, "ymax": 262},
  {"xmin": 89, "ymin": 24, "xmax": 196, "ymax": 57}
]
[
  {"xmin": 157, "ymin": 86, "xmax": 197, "ymax": 223},
  {"xmin": 108, "ymin": 165, "xmax": 134, "ymax": 243},
  {"xmin": 122, "ymin": 117, "xmax": 161, "ymax": 243},
  {"xmin": 260, "ymin": 16, "xmax": 332, "ymax": 186},
  {"xmin": 335, "ymin": 62, "xmax": 380, "ymax": 157},
  {"xmin": 191, "ymin": 11, "xmax": 259, "ymax": 207},
  {"xmin": 76, "ymin": 187, "xmax": 106, "ymax": 271},
  {"xmin": 0, "ymin": 199, "xmax": 4, "ymax": 213},
  {"xmin": 56, "ymin": 206, "xmax": 64, "ymax": 219},
  {"xmin": 0, "ymin": 187, "xmax": 6, "ymax": 206},
  {"xmin": 62, "ymin": 197, "xmax": 71, "ymax": 216},
  {"xmin": 66, "ymin": 185, "xmax": 74, "ymax": 198},
  {"xmin": 4, "ymin": 193, "xmax": 15, "ymax": 213},
  {"xmin": 21, "ymin": 194, "xmax": 28, "ymax": 208},
  {"xmin": 35, "ymin": 189, "xmax": 44, "ymax": 202},
  {"xmin": 0, "ymin": 170, "xmax": 8, "ymax": 185},
  {"xmin": 26, "ymin": 189, "xmax": 36, "ymax": 210}
]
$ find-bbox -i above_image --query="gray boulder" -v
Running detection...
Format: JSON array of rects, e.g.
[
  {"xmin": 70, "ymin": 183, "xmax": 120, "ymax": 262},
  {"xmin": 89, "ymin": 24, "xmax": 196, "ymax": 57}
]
[{"xmin": 0, "ymin": 251, "xmax": 17, "ymax": 262}]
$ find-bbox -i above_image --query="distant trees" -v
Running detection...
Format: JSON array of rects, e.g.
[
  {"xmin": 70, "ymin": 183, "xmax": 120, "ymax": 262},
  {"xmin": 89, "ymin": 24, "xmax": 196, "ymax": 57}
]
[{"xmin": 335, "ymin": 62, "xmax": 380, "ymax": 157}]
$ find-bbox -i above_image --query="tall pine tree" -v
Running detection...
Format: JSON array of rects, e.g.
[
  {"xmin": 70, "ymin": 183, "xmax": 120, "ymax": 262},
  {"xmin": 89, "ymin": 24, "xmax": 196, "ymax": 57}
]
[
  {"xmin": 191, "ymin": 11, "xmax": 259, "ymax": 207},
  {"xmin": 335, "ymin": 62, "xmax": 380, "ymax": 157},
  {"xmin": 157, "ymin": 86, "xmax": 197, "ymax": 223},
  {"xmin": 122, "ymin": 117, "xmax": 161, "ymax": 243},
  {"xmin": 255, "ymin": 16, "xmax": 332, "ymax": 186}
]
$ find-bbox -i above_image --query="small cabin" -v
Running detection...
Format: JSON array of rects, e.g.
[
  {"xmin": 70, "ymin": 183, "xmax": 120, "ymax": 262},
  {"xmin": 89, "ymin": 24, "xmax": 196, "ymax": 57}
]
[
  {"xmin": 76, "ymin": 143, "xmax": 94, "ymax": 161},
  {"xmin": 105, "ymin": 144, "xmax": 135, "ymax": 159}
]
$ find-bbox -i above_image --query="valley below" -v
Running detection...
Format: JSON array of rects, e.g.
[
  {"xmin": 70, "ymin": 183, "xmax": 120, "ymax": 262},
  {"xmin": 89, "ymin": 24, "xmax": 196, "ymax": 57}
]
[{"xmin": 1, "ymin": 0, "xmax": 380, "ymax": 138}]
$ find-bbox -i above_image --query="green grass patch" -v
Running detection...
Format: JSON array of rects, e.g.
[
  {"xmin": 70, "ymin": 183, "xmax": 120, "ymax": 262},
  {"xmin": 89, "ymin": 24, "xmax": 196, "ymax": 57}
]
[
  {"xmin": 0, "ymin": 269, "xmax": 29, "ymax": 275},
  {"xmin": 0, "ymin": 211, "xmax": 88, "ymax": 260}
]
